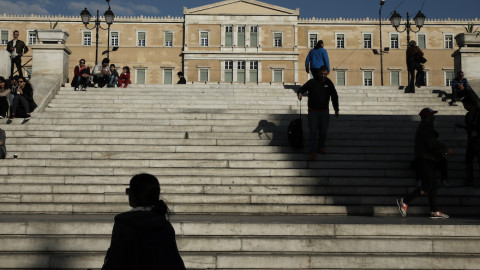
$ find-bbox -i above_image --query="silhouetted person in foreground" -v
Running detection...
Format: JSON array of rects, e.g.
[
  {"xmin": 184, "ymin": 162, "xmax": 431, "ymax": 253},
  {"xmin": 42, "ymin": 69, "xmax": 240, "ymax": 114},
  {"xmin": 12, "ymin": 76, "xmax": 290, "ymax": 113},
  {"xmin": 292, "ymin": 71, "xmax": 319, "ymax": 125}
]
[
  {"xmin": 456, "ymin": 95, "xmax": 480, "ymax": 186},
  {"xmin": 102, "ymin": 173, "xmax": 186, "ymax": 270},
  {"xmin": 397, "ymin": 108, "xmax": 453, "ymax": 219},
  {"xmin": 297, "ymin": 66, "xmax": 339, "ymax": 160}
]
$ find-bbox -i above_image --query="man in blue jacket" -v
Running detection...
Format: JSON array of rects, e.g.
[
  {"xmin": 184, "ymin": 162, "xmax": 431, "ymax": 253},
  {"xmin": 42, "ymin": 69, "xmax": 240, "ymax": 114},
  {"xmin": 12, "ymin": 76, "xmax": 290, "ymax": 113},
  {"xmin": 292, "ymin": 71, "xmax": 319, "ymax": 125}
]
[{"xmin": 305, "ymin": 40, "xmax": 330, "ymax": 78}]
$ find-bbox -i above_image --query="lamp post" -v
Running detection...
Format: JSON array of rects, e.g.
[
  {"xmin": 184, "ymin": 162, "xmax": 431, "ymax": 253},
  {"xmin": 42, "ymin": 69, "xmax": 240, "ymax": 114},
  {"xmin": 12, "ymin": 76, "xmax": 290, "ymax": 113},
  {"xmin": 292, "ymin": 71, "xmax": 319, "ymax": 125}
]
[
  {"xmin": 389, "ymin": 10, "xmax": 426, "ymax": 91},
  {"xmin": 379, "ymin": 0, "xmax": 385, "ymax": 86},
  {"xmin": 80, "ymin": 0, "xmax": 115, "ymax": 65}
]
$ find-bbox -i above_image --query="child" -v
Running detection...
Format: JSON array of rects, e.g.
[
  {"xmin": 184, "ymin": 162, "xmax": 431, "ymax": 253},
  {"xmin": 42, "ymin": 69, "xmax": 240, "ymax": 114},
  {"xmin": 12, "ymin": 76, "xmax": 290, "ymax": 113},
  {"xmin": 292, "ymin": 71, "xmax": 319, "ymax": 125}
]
[
  {"xmin": 107, "ymin": 64, "xmax": 119, "ymax": 88},
  {"xmin": 118, "ymin": 66, "xmax": 131, "ymax": 88}
]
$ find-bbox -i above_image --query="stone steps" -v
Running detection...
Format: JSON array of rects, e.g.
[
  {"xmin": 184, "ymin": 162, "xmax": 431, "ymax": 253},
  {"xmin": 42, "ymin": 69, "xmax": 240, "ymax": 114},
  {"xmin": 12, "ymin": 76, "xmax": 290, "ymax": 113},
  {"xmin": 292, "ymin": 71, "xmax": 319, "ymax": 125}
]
[
  {"xmin": 1, "ymin": 83, "xmax": 477, "ymax": 269},
  {"xmin": 0, "ymin": 215, "xmax": 479, "ymax": 269}
]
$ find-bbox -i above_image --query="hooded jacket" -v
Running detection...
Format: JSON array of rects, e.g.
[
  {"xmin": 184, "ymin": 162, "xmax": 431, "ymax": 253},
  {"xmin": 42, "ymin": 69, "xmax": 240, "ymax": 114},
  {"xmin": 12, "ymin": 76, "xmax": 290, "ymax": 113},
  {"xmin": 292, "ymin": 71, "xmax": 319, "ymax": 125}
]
[{"xmin": 102, "ymin": 209, "xmax": 186, "ymax": 270}]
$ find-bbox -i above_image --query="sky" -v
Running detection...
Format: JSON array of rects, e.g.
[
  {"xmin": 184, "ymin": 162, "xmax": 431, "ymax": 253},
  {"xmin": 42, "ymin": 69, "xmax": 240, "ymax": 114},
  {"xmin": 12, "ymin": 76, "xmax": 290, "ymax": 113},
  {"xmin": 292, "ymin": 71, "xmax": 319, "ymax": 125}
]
[{"xmin": 0, "ymin": 0, "xmax": 478, "ymax": 20}]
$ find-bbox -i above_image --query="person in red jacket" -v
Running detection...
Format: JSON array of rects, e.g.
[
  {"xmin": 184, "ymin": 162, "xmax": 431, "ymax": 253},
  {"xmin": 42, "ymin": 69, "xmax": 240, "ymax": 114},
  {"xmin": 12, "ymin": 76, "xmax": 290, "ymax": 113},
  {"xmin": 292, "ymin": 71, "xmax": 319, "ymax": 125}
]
[
  {"xmin": 71, "ymin": 59, "xmax": 91, "ymax": 91},
  {"xmin": 118, "ymin": 66, "xmax": 131, "ymax": 88}
]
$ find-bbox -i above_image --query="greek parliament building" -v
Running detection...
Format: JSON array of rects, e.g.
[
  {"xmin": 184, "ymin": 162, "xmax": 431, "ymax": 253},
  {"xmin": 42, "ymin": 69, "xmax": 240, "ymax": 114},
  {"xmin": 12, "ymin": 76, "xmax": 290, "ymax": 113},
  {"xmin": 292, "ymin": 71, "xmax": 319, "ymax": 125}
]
[{"xmin": 0, "ymin": 0, "xmax": 476, "ymax": 86}]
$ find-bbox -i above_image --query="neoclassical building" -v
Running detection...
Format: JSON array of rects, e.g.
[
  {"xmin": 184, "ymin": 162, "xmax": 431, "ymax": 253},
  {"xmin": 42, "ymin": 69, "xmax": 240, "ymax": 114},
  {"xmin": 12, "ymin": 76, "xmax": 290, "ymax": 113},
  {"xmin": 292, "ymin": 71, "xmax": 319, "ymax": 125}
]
[{"xmin": 0, "ymin": 0, "xmax": 477, "ymax": 86}]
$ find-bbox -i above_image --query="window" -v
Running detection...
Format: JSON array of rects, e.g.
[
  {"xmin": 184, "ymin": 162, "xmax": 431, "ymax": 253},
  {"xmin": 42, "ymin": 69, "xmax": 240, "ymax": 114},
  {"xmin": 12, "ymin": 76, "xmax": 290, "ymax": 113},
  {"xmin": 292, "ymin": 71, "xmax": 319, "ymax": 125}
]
[
  {"xmin": 445, "ymin": 70, "xmax": 454, "ymax": 86},
  {"xmin": 199, "ymin": 69, "xmax": 209, "ymax": 82},
  {"xmin": 165, "ymin": 32, "xmax": 173, "ymax": 47},
  {"xmin": 249, "ymin": 61, "xmax": 258, "ymax": 83},
  {"xmin": 417, "ymin": 33, "xmax": 426, "ymax": 49},
  {"xmin": 237, "ymin": 26, "xmax": 245, "ymax": 47},
  {"xmin": 390, "ymin": 33, "xmax": 399, "ymax": 49},
  {"xmin": 237, "ymin": 61, "xmax": 245, "ymax": 82},
  {"xmin": 273, "ymin": 70, "xmax": 283, "ymax": 83},
  {"xmin": 363, "ymin": 33, "xmax": 372, "ymax": 49},
  {"xmin": 163, "ymin": 69, "xmax": 172, "ymax": 84},
  {"xmin": 110, "ymin": 31, "xmax": 119, "ymax": 47},
  {"xmin": 137, "ymin": 31, "xmax": 146, "ymax": 47},
  {"xmin": 336, "ymin": 70, "xmax": 346, "ymax": 86},
  {"xmin": 1, "ymin": 30, "xmax": 9, "ymax": 45},
  {"xmin": 445, "ymin": 34, "xmax": 453, "ymax": 49},
  {"xmin": 363, "ymin": 70, "xmax": 373, "ymax": 86},
  {"xmin": 28, "ymin": 31, "xmax": 37, "ymax": 45},
  {"xmin": 390, "ymin": 71, "xmax": 400, "ymax": 86},
  {"xmin": 336, "ymin": 33, "xmax": 345, "ymax": 48},
  {"xmin": 200, "ymin": 31, "xmax": 209, "ymax": 47},
  {"xmin": 274, "ymin": 32, "xmax": 282, "ymax": 47},
  {"xmin": 250, "ymin": 26, "xmax": 258, "ymax": 47},
  {"xmin": 225, "ymin": 26, "xmax": 233, "ymax": 47},
  {"xmin": 309, "ymin": 33, "xmax": 318, "ymax": 48},
  {"xmin": 82, "ymin": 31, "xmax": 91, "ymax": 46},
  {"xmin": 136, "ymin": 69, "xmax": 146, "ymax": 84},
  {"xmin": 224, "ymin": 61, "xmax": 233, "ymax": 82}
]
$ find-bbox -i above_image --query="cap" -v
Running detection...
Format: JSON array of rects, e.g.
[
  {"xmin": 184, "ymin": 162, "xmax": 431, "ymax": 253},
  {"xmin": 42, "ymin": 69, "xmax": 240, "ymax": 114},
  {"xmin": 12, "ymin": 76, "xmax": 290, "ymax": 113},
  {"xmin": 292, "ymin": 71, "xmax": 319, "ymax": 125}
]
[{"xmin": 419, "ymin": 107, "xmax": 438, "ymax": 118}]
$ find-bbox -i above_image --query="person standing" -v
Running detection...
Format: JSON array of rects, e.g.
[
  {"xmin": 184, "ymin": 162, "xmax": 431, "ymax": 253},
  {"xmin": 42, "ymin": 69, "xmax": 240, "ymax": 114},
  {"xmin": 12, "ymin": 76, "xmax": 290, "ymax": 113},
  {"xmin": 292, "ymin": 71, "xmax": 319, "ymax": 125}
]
[
  {"xmin": 456, "ymin": 95, "xmax": 480, "ymax": 186},
  {"xmin": 406, "ymin": 40, "xmax": 425, "ymax": 93},
  {"xmin": 305, "ymin": 40, "xmax": 330, "ymax": 78},
  {"xmin": 102, "ymin": 173, "xmax": 186, "ymax": 270},
  {"xmin": 6, "ymin": 30, "xmax": 29, "ymax": 79},
  {"xmin": 450, "ymin": 71, "xmax": 469, "ymax": 106},
  {"xmin": 297, "ymin": 66, "xmax": 339, "ymax": 160},
  {"xmin": 397, "ymin": 108, "xmax": 453, "ymax": 219}
]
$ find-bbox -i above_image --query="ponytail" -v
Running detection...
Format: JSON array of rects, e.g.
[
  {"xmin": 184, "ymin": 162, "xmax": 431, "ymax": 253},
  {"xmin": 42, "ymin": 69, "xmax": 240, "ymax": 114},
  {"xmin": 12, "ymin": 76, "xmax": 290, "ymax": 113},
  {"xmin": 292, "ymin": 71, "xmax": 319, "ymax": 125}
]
[{"xmin": 153, "ymin": 199, "xmax": 171, "ymax": 219}]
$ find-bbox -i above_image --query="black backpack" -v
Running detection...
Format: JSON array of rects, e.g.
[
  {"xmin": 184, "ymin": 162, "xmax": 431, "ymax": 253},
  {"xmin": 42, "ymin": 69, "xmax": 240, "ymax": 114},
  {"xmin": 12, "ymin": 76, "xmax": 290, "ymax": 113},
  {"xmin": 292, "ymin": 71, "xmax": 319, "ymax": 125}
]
[{"xmin": 287, "ymin": 101, "xmax": 303, "ymax": 148}]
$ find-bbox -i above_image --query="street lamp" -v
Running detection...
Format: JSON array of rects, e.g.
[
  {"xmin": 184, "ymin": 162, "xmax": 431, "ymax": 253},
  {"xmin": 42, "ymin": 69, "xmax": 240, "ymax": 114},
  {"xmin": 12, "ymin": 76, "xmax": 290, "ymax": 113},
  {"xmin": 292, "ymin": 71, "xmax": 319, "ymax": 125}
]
[
  {"xmin": 389, "ymin": 10, "xmax": 426, "ymax": 91},
  {"xmin": 389, "ymin": 10, "xmax": 426, "ymax": 44},
  {"xmin": 379, "ymin": 0, "xmax": 386, "ymax": 86},
  {"xmin": 80, "ymin": 0, "xmax": 115, "ymax": 65}
]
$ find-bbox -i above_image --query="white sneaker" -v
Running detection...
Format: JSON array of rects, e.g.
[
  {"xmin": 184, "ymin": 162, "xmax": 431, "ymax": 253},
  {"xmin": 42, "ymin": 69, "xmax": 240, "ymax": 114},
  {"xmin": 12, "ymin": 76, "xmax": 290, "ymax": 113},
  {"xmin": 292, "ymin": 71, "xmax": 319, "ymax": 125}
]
[
  {"xmin": 74, "ymin": 87, "xmax": 79, "ymax": 91},
  {"xmin": 81, "ymin": 87, "xmax": 86, "ymax": 91},
  {"xmin": 94, "ymin": 83, "xmax": 98, "ymax": 88},
  {"xmin": 430, "ymin": 211, "xmax": 449, "ymax": 219}
]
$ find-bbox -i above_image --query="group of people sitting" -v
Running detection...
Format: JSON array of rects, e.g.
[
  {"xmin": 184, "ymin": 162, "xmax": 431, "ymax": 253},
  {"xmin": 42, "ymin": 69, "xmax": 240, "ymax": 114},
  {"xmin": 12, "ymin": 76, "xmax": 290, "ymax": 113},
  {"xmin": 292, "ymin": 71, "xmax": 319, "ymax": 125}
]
[
  {"xmin": 0, "ymin": 75, "xmax": 36, "ymax": 124},
  {"xmin": 72, "ymin": 58, "xmax": 131, "ymax": 91}
]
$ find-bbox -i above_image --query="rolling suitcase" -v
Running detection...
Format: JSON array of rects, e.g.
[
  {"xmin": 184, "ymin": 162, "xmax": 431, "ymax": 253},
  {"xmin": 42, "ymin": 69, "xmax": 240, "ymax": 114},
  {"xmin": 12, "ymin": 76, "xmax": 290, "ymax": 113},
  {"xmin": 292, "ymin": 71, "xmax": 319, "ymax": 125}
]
[{"xmin": 287, "ymin": 100, "xmax": 303, "ymax": 148}]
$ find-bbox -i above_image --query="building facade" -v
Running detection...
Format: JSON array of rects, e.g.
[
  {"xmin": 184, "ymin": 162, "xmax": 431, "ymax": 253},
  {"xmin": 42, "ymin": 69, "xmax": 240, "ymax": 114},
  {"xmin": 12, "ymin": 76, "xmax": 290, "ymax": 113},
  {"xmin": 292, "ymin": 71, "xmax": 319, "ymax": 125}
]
[{"xmin": 0, "ymin": 0, "xmax": 476, "ymax": 86}]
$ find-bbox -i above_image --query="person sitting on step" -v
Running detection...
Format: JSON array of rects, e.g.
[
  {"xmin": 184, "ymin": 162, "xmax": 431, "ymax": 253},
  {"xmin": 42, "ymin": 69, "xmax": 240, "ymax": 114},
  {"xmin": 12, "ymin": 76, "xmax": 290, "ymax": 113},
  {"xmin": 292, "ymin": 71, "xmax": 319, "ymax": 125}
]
[
  {"xmin": 7, "ymin": 77, "xmax": 36, "ymax": 124},
  {"xmin": 0, "ymin": 77, "xmax": 10, "ymax": 119},
  {"xmin": 450, "ymin": 71, "xmax": 469, "ymax": 106},
  {"xmin": 118, "ymin": 66, "xmax": 131, "ymax": 88},
  {"xmin": 107, "ymin": 64, "xmax": 119, "ymax": 88},
  {"xmin": 72, "ymin": 59, "xmax": 91, "ymax": 91}
]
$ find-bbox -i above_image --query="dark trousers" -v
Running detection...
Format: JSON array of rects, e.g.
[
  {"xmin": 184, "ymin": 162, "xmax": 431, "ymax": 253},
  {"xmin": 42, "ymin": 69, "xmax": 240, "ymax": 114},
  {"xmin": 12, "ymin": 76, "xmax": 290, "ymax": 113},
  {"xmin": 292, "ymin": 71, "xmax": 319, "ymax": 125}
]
[
  {"xmin": 10, "ymin": 56, "xmax": 23, "ymax": 78},
  {"xmin": 466, "ymin": 137, "xmax": 480, "ymax": 183},
  {"xmin": 11, "ymin": 95, "xmax": 29, "ymax": 115},
  {"xmin": 407, "ymin": 61, "xmax": 424, "ymax": 93},
  {"xmin": 404, "ymin": 158, "xmax": 438, "ymax": 212},
  {"xmin": 0, "ymin": 97, "xmax": 8, "ymax": 117},
  {"xmin": 308, "ymin": 110, "xmax": 330, "ymax": 154},
  {"xmin": 93, "ymin": 75, "xmax": 109, "ymax": 88},
  {"xmin": 75, "ymin": 76, "xmax": 89, "ymax": 89}
]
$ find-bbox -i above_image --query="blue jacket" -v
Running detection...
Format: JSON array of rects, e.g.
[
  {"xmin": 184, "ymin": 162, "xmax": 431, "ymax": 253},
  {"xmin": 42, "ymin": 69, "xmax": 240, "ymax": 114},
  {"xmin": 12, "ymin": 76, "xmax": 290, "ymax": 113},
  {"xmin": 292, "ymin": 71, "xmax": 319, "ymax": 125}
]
[{"xmin": 305, "ymin": 47, "xmax": 330, "ymax": 73}]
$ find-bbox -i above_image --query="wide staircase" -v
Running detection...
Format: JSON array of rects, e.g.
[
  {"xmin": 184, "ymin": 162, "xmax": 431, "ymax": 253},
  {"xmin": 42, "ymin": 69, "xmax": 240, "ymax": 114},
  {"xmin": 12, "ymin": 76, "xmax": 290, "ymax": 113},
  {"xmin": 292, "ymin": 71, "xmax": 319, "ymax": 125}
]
[{"xmin": 1, "ymin": 84, "xmax": 479, "ymax": 269}]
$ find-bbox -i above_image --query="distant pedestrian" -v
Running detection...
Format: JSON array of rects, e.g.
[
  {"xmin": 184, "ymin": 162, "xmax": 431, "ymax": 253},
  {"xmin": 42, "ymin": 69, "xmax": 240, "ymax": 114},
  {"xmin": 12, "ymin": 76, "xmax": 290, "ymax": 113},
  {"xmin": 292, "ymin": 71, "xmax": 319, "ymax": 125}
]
[
  {"xmin": 406, "ymin": 40, "xmax": 426, "ymax": 93},
  {"xmin": 177, "ymin": 72, "xmax": 186, "ymax": 84},
  {"xmin": 397, "ymin": 108, "xmax": 453, "ymax": 219},
  {"xmin": 455, "ymin": 95, "xmax": 480, "ymax": 186},
  {"xmin": 102, "ymin": 173, "xmax": 186, "ymax": 270},
  {"xmin": 305, "ymin": 40, "xmax": 330, "ymax": 78},
  {"xmin": 297, "ymin": 66, "xmax": 339, "ymax": 160},
  {"xmin": 450, "ymin": 71, "xmax": 469, "ymax": 106},
  {"xmin": 6, "ymin": 30, "xmax": 28, "ymax": 79}
]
